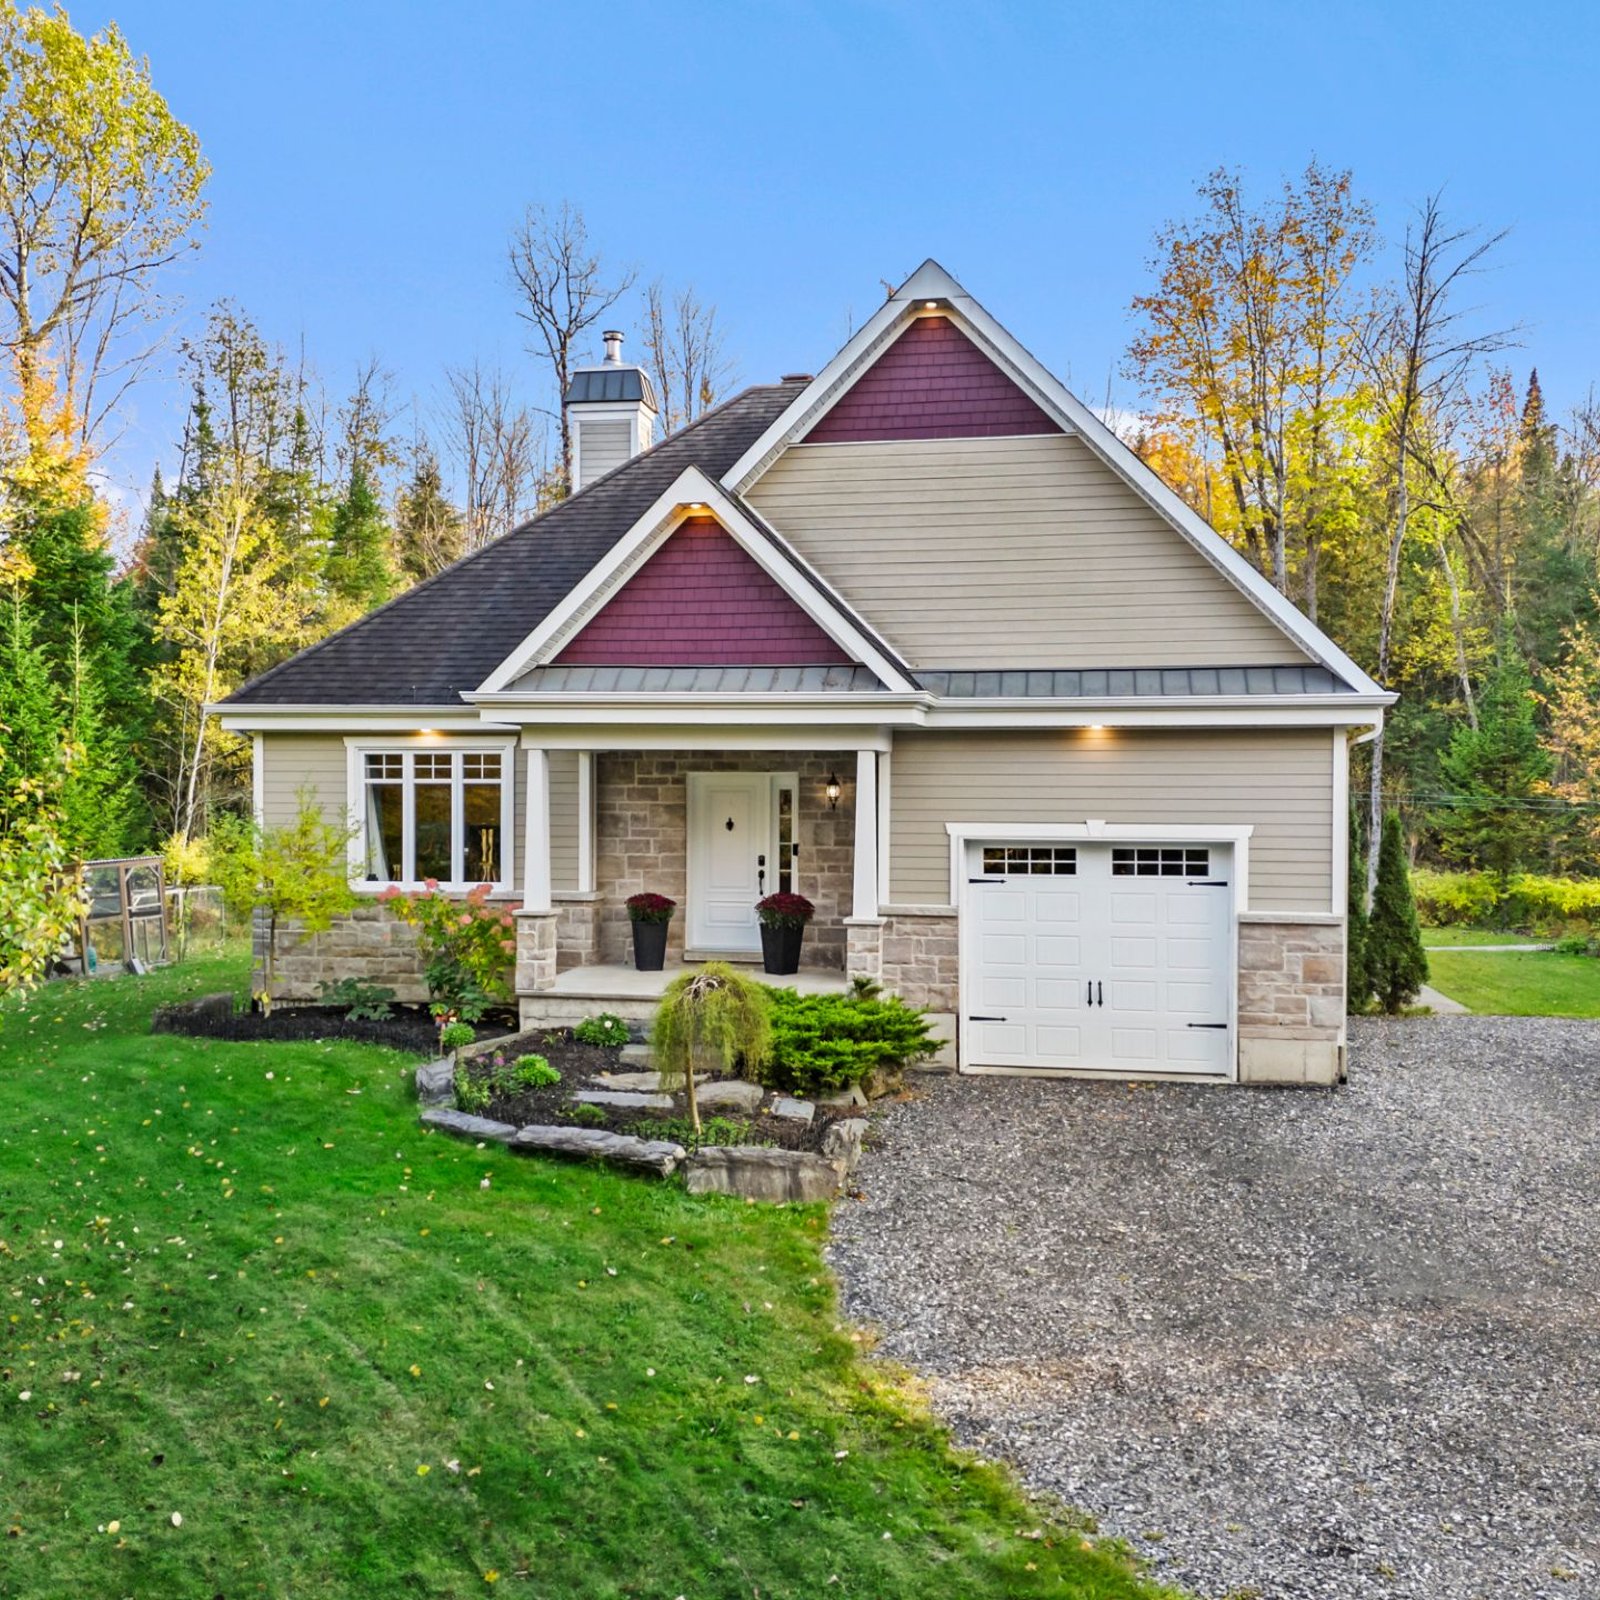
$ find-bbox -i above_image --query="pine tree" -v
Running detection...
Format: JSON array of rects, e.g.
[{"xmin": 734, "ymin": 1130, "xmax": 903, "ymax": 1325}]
[
  {"xmin": 1520, "ymin": 368, "xmax": 1544, "ymax": 436},
  {"xmin": 1368, "ymin": 811, "xmax": 1428, "ymax": 1014},
  {"xmin": 59, "ymin": 615, "xmax": 136, "ymax": 858},
  {"xmin": 1435, "ymin": 622, "xmax": 1552, "ymax": 888},
  {"xmin": 0, "ymin": 591, "xmax": 63, "ymax": 800},
  {"xmin": 1346, "ymin": 807, "xmax": 1373, "ymax": 1012},
  {"xmin": 393, "ymin": 451, "xmax": 464, "ymax": 584},
  {"xmin": 324, "ymin": 462, "xmax": 392, "ymax": 610}
]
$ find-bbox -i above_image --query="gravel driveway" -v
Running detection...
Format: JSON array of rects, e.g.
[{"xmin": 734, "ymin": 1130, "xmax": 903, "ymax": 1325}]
[{"xmin": 830, "ymin": 1018, "xmax": 1600, "ymax": 1600}]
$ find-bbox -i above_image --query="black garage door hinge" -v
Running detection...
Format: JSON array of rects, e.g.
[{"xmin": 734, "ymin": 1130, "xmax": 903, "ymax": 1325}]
[
  {"xmin": 1186, "ymin": 1022, "xmax": 1229, "ymax": 1030},
  {"xmin": 967, "ymin": 1015, "xmax": 1008, "ymax": 1023}
]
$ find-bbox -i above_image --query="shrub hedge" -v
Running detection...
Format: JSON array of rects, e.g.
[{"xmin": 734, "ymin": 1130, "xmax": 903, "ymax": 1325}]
[
  {"xmin": 1412, "ymin": 869, "xmax": 1600, "ymax": 933},
  {"xmin": 761, "ymin": 986, "xmax": 937, "ymax": 1095}
]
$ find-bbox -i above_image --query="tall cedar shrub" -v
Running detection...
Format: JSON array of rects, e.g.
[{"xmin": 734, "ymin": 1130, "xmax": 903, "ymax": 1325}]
[
  {"xmin": 1368, "ymin": 811, "xmax": 1429, "ymax": 1014},
  {"xmin": 650, "ymin": 963, "xmax": 773, "ymax": 1134},
  {"xmin": 1346, "ymin": 806, "xmax": 1373, "ymax": 1012}
]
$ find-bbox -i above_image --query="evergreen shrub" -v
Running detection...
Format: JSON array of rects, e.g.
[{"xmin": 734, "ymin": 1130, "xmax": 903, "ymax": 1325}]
[{"xmin": 761, "ymin": 987, "xmax": 937, "ymax": 1095}]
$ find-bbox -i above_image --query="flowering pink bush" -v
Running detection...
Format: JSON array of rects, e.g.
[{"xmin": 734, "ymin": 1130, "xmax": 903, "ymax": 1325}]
[{"xmin": 383, "ymin": 883, "xmax": 518, "ymax": 1022}]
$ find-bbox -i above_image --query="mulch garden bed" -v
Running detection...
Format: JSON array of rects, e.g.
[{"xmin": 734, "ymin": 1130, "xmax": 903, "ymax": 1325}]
[
  {"xmin": 152, "ymin": 995, "xmax": 516, "ymax": 1055},
  {"xmin": 461, "ymin": 1029, "xmax": 859, "ymax": 1155}
]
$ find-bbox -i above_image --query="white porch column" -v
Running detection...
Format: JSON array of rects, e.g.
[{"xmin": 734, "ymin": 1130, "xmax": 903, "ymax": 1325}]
[
  {"xmin": 851, "ymin": 747, "xmax": 879, "ymax": 920},
  {"xmin": 576, "ymin": 750, "xmax": 596, "ymax": 894},
  {"xmin": 523, "ymin": 746, "xmax": 552, "ymax": 912}
]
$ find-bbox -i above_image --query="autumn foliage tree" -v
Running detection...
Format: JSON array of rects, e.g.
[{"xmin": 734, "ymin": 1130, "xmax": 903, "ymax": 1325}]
[{"xmin": 1128, "ymin": 161, "xmax": 1373, "ymax": 613}]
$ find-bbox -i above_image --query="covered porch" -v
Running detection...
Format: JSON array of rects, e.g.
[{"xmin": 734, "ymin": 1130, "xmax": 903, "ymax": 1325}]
[{"xmin": 512, "ymin": 731, "xmax": 889, "ymax": 1029}]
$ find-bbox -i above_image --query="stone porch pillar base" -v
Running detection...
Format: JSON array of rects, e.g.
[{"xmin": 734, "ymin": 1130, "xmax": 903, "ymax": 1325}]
[
  {"xmin": 515, "ymin": 909, "xmax": 559, "ymax": 995},
  {"xmin": 843, "ymin": 916, "xmax": 885, "ymax": 985}
]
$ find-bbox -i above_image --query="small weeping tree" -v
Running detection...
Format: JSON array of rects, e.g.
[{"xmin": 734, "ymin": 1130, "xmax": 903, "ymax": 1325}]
[{"xmin": 651, "ymin": 962, "xmax": 773, "ymax": 1135}]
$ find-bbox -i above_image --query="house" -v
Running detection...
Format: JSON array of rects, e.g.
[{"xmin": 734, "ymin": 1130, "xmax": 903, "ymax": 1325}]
[{"xmin": 218, "ymin": 261, "xmax": 1391, "ymax": 1085}]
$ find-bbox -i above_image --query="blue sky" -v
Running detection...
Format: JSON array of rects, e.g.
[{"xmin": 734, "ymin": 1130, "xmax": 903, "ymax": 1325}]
[{"xmin": 85, "ymin": 0, "xmax": 1600, "ymax": 515}]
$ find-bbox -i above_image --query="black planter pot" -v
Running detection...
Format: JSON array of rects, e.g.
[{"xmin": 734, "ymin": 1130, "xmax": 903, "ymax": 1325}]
[
  {"xmin": 631, "ymin": 918, "xmax": 669, "ymax": 971},
  {"xmin": 760, "ymin": 921, "xmax": 805, "ymax": 976}
]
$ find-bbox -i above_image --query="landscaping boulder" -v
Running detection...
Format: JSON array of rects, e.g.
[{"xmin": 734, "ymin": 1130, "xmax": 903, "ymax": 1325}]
[
  {"xmin": 815, "ymin": 1085, "xmax": 868, "ymax": 1109},
  {"xmin": 685, "ymin": 1147, "xmax": 844, "ymax": 1203},
  {"xmin": 571, "ymin": 1089, "xmax": 674, "ymax": 1111},
  {"xmin": 415, "ymin": 1058, "xmax": 455, "ymax": 1107},
  {"xmin": 770, "ymin": 1096, "xmax": 815, "ymax": 1124},
  {"xmin": 820, "ymin": 1117, "xmax": 869, "ymax": 1174},
  {"xmin": 862, "ymin": 1065, "xmax": 904, "ymax": 1099},
  {"xmin": 513, "ymin": 1124, "xmax": 685, "ymax": 1178},
  {"xmin": 696, "ymin": 1079, "xmax": 764, "ymax": 1112},
  {"xmin": 420, "ymin": 1108, "xmax": 518, "ymax": 1144}
]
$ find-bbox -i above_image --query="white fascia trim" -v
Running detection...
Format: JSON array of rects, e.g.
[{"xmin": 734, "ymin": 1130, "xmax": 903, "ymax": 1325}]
[
  {"xmin": 215, "ymin": 706, "xmax": 507, "ymax": 734},
  {"xmin": 512, "ymin": 723, "xmax": 894, "ymax": 753},
  {"xmin": 944, "ymin": 820, "xmax": 1254, "ymax": 914},
  {"xmin": 475, "ymin": 465, "xmax": 917, "ymax": 696},
  {"xmin": 724, "ymin": 258, "xmax": 1385, "ymax": 698}
]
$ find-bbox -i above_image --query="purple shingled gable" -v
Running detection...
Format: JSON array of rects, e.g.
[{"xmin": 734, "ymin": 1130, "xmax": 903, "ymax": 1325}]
[
  {"xmin": 552, "ymin": 517, "xmax": 854, "ymax": 668},
  {"xmin": 804, "ymin": 314, "xmax": 1063, "ymax": 443}
]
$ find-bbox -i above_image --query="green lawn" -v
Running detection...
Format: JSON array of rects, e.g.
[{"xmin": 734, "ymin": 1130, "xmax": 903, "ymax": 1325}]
[
  {"xmin": 0, "ymin": 955, "xmax": 1175, "ymax": 1600},
  {"xmin": 1421, "ymin": 926, "xmax": 1551, "ymax": 948},
  {"xmin": 1426, "ymin": 949, "xmax": 1600, "ymax": 1017}
]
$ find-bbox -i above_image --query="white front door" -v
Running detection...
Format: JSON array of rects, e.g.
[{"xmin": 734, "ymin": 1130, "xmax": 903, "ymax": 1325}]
[
  {"xmin": 686, "ymin": 773, "xmax": 794, "ymax": 955},
  {"xmin": 964, "ymin": 840, "xmax": 1234, "ymax": 1076}
]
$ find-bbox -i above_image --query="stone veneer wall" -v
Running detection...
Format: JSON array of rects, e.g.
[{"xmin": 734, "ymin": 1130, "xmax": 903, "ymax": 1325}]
[
  {"xmin": 553, "ymin": 894, "xmax": 600, "ymax": 972},
  {"xmin": 592, "ymin": 751, "xmax": 855, "ymax": 969},
  {"xmin": 851, "ymin": 909, "xmax": 959, "ymax": 1071},
  {"xmin": 1237, "ymin": 917, "xmax": 1347, "ymax": 1086},
  {"xmin": 256, "ymin": 902, "xmax": 429, "ymax": 1004}
]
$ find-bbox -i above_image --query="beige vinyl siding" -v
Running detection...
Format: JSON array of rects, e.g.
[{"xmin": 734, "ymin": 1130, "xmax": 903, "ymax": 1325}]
[
  {"xmin": 747, "ymin": 435, "xmax": 1308, "ymax": 669},
  {"xmin": 257, "ymin": 734, "xmax": 581, "ymax": 892},
  {"xmin": 547, "ymin": 750, "xmax": 579, "ymax": 891},
  {"xmin": 260, "ymin": 734, "xmax": 348, "ymax": 827},
  {"xmin": 889, "ymin": 729, "xmax": 1333, "ymax": 913},
  {"xmin": 576, "ymin": 418, "xmax": 632, "ymax": 488}
]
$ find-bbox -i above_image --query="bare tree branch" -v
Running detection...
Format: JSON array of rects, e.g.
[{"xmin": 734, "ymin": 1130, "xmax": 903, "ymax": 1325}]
[{"xmin": 508, "ymin": 201, "xmax": 635, "ymax": 486}]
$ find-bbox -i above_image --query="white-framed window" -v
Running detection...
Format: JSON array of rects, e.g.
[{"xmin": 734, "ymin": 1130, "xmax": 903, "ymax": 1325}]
[
  {"xmin": 981, "ymin": 844, "xmax": 1077, "ymax": 877},
  {"xmin": 1111, "ymin": 846, "xmax": 1211, "ymax": 877},
  {"xmin": 349, "ymin": 742, "xmax": 515, "ymax": 891}
]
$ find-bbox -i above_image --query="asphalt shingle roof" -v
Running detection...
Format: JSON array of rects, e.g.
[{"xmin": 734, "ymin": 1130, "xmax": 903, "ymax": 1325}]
[{"xmin": 225, "ymin": 383, "xmax": 804, "ymax": 706}]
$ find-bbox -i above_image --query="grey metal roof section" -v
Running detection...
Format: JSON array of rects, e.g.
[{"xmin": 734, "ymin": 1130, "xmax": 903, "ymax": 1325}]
[
  {"xmin": 506, "ymin": 665, "xmax": 889, "ymax": 695},
  {"xmin": 916, "ymin": 665, "xmax": 1356, "ymax": 697},
  {"xmin": 225, "ymin": 384, "xmax": 802, "ymax": 706},
  {"xmin": 564, "ymin": 365, "xmax": 659, "ymax": 409}
]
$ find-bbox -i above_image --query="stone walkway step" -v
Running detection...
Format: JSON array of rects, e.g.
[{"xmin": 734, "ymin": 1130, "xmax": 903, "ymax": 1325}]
[
  {"xmin": 571, "ymin": 1088, "xmax": 673, "ymax": 1110},
  {"xmin": 1419, "ymin": 984, "xmax": 1470, "ymax": 1015},
  {"xmin": 593, "ymin": 1069, "xmax": 704, "ymax": 1092}
]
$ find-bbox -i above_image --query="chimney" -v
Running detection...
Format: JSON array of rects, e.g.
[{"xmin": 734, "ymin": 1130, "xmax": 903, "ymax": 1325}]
[{"xmin": 564, "ymin": 331, "xmax": 658, "ymax": 492}]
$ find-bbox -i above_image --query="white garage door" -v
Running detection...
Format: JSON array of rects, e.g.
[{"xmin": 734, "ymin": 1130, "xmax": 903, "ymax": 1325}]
[{"xmin": 964, "ymin": 841, "xmax": 1234, "ymax": 1077}]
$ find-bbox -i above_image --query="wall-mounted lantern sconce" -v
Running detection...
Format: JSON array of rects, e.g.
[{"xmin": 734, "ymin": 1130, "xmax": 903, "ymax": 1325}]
[{"xmin": 824, "ymin": 772, "xmax": 842, "ymax": 810}]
